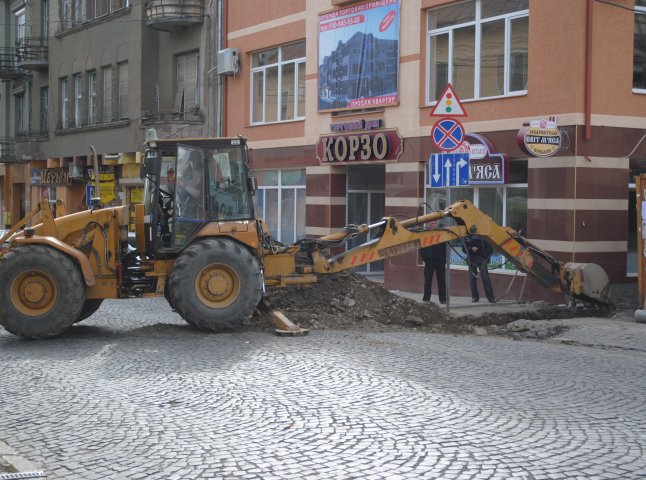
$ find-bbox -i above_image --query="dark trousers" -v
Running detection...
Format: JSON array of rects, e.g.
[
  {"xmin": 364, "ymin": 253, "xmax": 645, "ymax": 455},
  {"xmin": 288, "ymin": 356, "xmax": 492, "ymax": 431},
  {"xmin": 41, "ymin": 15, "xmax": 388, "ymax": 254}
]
[
  {"xmin": 468, "ymin": 260, "xmax": 495, "ymax": 302},
  {"xmin": 423, "ymin": 259, "xmax": 446, "ymax": 303}
]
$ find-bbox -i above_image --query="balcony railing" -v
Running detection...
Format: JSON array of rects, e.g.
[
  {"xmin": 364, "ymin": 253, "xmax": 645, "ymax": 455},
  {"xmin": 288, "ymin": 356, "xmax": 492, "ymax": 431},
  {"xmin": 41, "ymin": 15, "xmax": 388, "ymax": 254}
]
[
  {"xmin": 0, "ymin": 138, "xmax": 18, "ymax": 164},
  {"xmin": 0, "ymin": 48, "xmax": 25, "ymax": 79},
  {"xmin": 145, "ymin": 0, "xmax": 204, "ymax": 31},
  {"xmin": 16, "ymin": 37, "xmax": 49, "ymax": 71}
]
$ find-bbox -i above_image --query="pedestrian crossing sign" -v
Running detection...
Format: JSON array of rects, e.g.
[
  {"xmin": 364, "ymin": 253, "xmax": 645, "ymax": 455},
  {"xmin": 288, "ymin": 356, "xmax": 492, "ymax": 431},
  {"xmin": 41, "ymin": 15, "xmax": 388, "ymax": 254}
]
[{"xmin": 430, "ymin": 83, "xmax": 468, "ymax": 117}]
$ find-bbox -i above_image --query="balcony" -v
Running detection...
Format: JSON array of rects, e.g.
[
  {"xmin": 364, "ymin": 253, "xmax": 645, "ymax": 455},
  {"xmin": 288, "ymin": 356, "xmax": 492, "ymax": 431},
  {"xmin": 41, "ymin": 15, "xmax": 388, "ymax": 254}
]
[
  {"xmin": 145, "ymin": 0, "xmax": 204, "ymax": 32},
  {"xmin": 0, "ymin": 48, "xmax": 25, "ymax": 79},
  {"xmin": 0, "ymin": 138, "xmax": 18, "ymax": 164},
  {"xmin": 16, "ymin": 37, "xmax": 49, "ymax": 71}
]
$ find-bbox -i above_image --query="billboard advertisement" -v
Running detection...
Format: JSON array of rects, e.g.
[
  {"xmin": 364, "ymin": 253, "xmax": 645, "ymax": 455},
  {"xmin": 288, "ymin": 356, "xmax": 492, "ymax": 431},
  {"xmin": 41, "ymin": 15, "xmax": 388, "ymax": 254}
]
[{"xmin": 318, "ymin": 0, "xmax": 400, "ymax": 111}]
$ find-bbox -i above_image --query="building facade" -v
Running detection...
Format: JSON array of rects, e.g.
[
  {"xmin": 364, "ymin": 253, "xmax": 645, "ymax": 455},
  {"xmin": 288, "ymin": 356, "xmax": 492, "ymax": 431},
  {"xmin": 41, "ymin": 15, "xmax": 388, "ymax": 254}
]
[
  {"xmin": 224, "ymin": 0, "xmax": 646, "ymax": 302},
  {"xmin": 1, "ymin": 0, "xmax": 645, "ymax": 303},
  {"xmin": 0, "ymin": 0, "xmax": 224, "ymax": 227}
]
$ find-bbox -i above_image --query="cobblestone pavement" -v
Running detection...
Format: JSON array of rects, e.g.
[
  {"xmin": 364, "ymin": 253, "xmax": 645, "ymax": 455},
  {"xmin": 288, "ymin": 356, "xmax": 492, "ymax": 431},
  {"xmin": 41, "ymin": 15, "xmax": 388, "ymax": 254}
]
[{"xmin": 0, "ymin": 298, "xmax": 645, "ymax": 480}]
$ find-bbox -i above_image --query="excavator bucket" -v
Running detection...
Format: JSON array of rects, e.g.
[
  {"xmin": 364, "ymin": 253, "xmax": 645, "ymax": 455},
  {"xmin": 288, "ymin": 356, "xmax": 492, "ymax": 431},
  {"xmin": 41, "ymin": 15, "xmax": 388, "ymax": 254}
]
[{"xmin": 563, "ymin": 262, "xmax": 613, "ymax": 307}]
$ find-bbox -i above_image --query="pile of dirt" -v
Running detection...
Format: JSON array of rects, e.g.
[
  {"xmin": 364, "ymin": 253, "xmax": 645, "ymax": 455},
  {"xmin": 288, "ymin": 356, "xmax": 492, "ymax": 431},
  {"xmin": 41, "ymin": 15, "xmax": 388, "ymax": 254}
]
[{"xmin": 248, "ymin": 271, "xmax": 453, "ymax": 332}]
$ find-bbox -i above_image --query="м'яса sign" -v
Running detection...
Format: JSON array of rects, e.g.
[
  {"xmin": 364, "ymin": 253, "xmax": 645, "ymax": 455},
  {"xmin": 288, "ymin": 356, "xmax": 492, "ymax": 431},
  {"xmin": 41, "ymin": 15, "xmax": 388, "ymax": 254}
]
[
  {"xmin": 517, "ymin": 118, "xmax": 561, "ymax": 157},
  {"xmin": 317, "ymin": 129, "xmax": 403, "ymax": 163},
  {"xmin": 445, "ymin": 134, "xmax": 508, "ymax": 184}
]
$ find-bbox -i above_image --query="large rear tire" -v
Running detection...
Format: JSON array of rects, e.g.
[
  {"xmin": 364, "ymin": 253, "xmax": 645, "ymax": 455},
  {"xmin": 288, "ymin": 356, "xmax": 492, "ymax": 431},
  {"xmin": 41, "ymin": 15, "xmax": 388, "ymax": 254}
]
[
  {"xmin": 0, "ymin": 245, "xmax": 86, "ymax": 339},
  {"xmin": 75, "ymin": 299, "xmax": 104, "ymax": 323},
  {"xmin": 169, "ymin": 238, "xmax": 262, "ymax": 331}
]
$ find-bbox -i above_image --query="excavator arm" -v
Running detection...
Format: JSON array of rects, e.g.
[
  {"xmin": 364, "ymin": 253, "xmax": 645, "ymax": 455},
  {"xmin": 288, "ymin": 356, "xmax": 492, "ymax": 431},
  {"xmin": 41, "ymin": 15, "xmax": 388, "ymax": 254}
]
[{"xmin": 266, "ymin": 200, "xmax": 612, "ymax": 307}]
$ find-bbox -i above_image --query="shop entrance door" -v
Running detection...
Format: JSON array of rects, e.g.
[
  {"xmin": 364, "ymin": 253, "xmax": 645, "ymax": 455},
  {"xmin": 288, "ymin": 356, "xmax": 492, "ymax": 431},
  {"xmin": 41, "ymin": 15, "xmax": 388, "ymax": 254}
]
[{"xmin": 347, "ymin": 165, "xmax": 385, "ymax": 274}]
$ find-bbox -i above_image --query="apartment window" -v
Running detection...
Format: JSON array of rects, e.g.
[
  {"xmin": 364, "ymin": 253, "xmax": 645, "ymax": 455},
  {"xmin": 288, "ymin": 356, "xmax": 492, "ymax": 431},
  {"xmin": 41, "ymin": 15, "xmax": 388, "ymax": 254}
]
[
  {"xmin": 73, "ymin": 0, "xmax": 82, "ymax": 25},
  {"xmin": 60, "ymin": 78, "xmax": 69, "ymax": 128},
  {"xmin": 88, "ymin": 71, "xmax": 97, "ymax": 125},
  {"xmin": 175, "ymin": 51, "xmax": 200, "ymax": 114},
  {"xmin": 254, "ymin": 169, "xmax": 306, "ymax": 243},
  {"xmin": 117, "ymin": 61, "xmax": 128, "ymax": 119},
  {"xmin": 102, "ymin": 65, "xmax": 113, "ymax": 122},
  {"xmin": 41, "ymin": 0, "xmax": 49, "ymax": 38},
  {"xmin": 15, "ymin": 8, "xmax": 25, "ymax": 43},
  {"xmin": 251, "ymin": 41, "xmax": 306, "ymax": 124},
  {"xmin": 73, "ymin": 73, "xmax": 83, "ymax": 127},
  {"xmin": 40, "ymin": 87, "xmax": 48, "ymax": 133},
  {"xmin": 15, "ymin": 93, "xmax": 28, "ymax": 135},
  {"xmin": 61, "ymin": 0, "xmax": 72, "ymax": 29},
  {"xmin": 425, "ymin": 160, "xmax": 527, "ymax": 271},
  {"xmin": 635, "ymin": 1, "xmax": 646, "ymax": 91},
  {"xmin": 426, "ymin": 0, "xmax": 528, "ymax": 103}
]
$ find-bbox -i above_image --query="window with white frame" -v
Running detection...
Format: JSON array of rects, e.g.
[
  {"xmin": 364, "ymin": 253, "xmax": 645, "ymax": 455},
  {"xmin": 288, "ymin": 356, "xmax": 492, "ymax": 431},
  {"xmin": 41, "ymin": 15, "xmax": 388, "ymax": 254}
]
[
  {"xmin": 253, "ymin": 169, "xmax": 306, "ymax": 243},
  {"xmin": 88, "ymin": 71, "xmax": 97, "ymax": 125},
  {"xmin": 251, "ymin": 41, "xmax": 306, "ymax": 124},
  {"xmin": 102, "ymin": 65, "xmax": 112, "ymax": 122},
  {"xmin": 175, "ymin": 51, "xmax": 200, "ymax": 114},
  {"xmin": 60, "ymin": 77, "xmax": 69, "ymax": 128},
  {"xmin": 635, "ymin": 0, "xmax": 646, "ymax": 91},
  {"xmin": 15, "ymin": 8, "xmax": 25, "ymax": 43},
  {"xmin": 73, "ymin": 73, "xmax": 83, "ymax": 127},
  {"xmin": 15, "ymin": 92, "xmax": 28, "ymax": 135},
  {"xmin": 426, "ymin": 0, "xmax": 528, "ymax": 103},
  {"xmin": 117, "ymin": 61, "xmax": 128, "ymax": 119},
  {"xmin": 425, "ymin": 160, "xmax": 527, "ymax": 271}
]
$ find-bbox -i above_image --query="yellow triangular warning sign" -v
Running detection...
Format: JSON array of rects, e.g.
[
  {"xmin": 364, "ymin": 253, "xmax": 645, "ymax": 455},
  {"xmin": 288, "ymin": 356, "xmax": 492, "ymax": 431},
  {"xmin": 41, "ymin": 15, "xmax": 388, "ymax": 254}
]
[{"xmin": 430, "ymin": 83, "xmax": 468, "ymax": 117}]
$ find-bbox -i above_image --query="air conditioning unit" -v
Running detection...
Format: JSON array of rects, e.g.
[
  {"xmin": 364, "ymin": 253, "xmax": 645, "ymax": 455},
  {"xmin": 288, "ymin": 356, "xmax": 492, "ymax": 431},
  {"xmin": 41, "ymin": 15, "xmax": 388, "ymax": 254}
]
[{"xmin": 217, "ymin": 48, "xmax": 240, "ymax": 76}]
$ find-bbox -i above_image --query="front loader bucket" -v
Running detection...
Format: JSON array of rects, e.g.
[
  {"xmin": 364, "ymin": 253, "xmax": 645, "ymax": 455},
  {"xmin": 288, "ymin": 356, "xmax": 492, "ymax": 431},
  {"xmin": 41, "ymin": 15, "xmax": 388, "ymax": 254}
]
[{"xmin": 563, "ymin": 262, "xmax": 613, "ymax": 307}]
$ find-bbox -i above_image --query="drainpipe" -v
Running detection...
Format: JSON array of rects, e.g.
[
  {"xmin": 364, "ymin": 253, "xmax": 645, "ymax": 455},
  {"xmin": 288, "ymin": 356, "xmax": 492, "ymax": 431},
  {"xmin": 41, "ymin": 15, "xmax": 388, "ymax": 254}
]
[
  {"xmin": 585, "ymin": 0, "xmax": 593, "ymax": 140},
  {"xmin": 215, "ymin": 0, "xmax": 225, "ymax": 137}
]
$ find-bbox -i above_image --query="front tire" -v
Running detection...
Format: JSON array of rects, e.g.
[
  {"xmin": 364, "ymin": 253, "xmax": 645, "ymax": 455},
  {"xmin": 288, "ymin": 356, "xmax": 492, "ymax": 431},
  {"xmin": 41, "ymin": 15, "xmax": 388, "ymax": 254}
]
[
  {"xmin": 75, "ymin": 299, "xmax": 104, "ymax": 323},
  {"xmin": 169, "ymin": 238, "xmax": 262, "ymax": 331},
  {"xmin": 0, "ymin": 245, "xmax": 86, "ymax": 339}
]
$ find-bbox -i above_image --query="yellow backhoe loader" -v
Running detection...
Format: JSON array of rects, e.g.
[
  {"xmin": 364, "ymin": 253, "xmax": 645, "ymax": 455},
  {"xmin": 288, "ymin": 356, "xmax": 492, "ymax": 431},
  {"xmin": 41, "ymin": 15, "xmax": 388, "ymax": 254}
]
[{"xmin": 0, "ymin": 136, "xmax": 613, "ymax": 339}]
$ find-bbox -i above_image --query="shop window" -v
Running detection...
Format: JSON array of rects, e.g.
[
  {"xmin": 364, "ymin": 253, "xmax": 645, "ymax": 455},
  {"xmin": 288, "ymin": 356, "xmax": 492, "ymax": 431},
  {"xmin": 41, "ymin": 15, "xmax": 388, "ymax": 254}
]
[
  {"xmin": 251, "ymin": 41, "xmax": 306, "ymax": 124},
  {"xmin": 634, "ymin": 1, "xmax": 646, "ymax": 91},
  {"xmin": 253, "ymin": 169, "xmax": 305, "ymax": 244},
  {"xmin": 426, "ymin": 0, "xmax": 528, "ymax": 103},
  {"xmin": 425, "ymin": 160, "xmax": 528, "ymax": 272}
]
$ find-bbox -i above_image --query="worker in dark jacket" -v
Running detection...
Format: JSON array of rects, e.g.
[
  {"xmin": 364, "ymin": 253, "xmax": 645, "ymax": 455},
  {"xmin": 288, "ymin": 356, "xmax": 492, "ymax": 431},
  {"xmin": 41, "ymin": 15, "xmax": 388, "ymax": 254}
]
[
  {"xmin": 463, "ymin": 234, "xmax": 496, "ymax": 303},
  {"xmin": 420, "ymin": 221, "xmax": 447, "ymax": 304},
  {"xmin": 420, "ymin": 242, "xmax": 447, "ymax": 304}
]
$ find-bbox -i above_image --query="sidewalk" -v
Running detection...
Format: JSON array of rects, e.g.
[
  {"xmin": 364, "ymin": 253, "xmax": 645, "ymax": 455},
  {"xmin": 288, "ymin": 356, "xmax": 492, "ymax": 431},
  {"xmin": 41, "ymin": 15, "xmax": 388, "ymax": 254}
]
[{"xmin": 393, "ymin": 290, "xmax": 646, "ymax": 352}]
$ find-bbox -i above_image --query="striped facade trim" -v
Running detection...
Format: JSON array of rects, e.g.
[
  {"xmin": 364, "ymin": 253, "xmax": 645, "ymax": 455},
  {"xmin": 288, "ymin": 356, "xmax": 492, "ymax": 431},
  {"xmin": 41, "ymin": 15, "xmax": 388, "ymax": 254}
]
[
  {"xmin": 528, "ymin": 156, "xmax": 629, "ymax": 169},
  {"xmin": 386, "ymin": 162, "xmax": 424, "ymax": 172},
  {"xmin": 528, "ymin": 199, "xmax": 628, "ymax": 210},
  {"xmin": 306, "ymin": 165, "xmax": 346, "ymax": 175},
  {"xmin": 228, "ymin": 12, "xmax": 306, "ymax": 40},
  {"xmin": 306, "ymin": 196, "xmax": 346, "ymax": 205},
  {"xmin": 531, "ymin": 239, "xmax": 627, "ymax": 253},
  {"xmin": 385, "ymin": 197, "xmax": 423, "ymax": 208}
]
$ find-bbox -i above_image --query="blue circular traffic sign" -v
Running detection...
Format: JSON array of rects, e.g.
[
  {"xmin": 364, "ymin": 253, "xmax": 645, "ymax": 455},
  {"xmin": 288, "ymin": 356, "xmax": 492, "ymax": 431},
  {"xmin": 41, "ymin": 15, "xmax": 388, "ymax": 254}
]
[{"xmin": 431, "ymin": 117, "xmax": 465, "ymax": 152}]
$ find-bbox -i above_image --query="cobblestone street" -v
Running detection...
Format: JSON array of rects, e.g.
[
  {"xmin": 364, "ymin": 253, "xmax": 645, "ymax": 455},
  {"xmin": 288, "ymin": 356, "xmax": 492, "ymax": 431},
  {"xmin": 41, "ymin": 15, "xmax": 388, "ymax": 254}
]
[{"xmin": 0, "ymin": 298, "xmax": 645, "ymax": 479}]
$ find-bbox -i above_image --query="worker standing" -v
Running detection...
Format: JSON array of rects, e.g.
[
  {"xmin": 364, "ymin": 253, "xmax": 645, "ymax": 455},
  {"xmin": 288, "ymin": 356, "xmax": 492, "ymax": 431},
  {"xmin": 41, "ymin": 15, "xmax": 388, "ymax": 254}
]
[
  {"xmin": 420, "ymin": 221, "xmax": 447, "ymax": 304},
  {"xmin": 463, "ymin": 234, "xmax": 496, "ymax": 303}
]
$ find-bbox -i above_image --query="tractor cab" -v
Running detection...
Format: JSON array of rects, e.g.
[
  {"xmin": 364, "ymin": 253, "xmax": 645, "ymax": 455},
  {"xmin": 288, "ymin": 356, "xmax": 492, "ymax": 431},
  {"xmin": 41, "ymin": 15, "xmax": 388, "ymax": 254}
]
[{"xmin": 140, "ymin": 135, "xmax": 257, "ymax": 254}]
